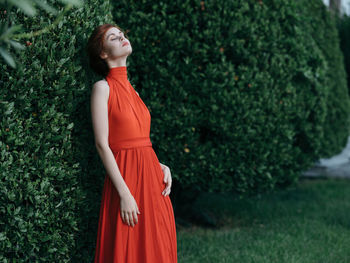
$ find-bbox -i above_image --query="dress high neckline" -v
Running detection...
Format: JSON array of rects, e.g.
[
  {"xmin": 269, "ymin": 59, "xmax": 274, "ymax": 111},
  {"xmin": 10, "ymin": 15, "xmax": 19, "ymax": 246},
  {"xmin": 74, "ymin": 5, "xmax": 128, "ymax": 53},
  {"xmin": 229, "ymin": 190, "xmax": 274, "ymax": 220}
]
[{"xmin": 107, "ymin": 66, "xmax": 128, "ymax": 80}]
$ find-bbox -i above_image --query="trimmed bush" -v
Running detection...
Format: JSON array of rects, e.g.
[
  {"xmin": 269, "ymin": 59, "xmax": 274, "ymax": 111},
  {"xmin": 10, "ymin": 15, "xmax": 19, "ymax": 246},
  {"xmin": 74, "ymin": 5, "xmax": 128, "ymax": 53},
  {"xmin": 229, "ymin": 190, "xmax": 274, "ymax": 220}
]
[
  {"xmin": 111, "ymin": 0, "xmax": 349, "ymax": 195},
  {"xmin": 0, "ymin": 0, "xmax": 113, "ymax": 261},
  {"xmin": 296, "ymin": 0, "xmax": 350, "ymax": 158}
]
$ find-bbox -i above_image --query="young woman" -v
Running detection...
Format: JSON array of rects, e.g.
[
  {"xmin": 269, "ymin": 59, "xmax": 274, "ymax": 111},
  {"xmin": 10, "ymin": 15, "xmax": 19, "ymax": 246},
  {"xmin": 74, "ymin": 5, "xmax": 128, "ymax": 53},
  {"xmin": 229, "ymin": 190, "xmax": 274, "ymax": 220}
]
[{"xmin": 87, "ymin": 23, "xmax": 178, "ymax": 262}]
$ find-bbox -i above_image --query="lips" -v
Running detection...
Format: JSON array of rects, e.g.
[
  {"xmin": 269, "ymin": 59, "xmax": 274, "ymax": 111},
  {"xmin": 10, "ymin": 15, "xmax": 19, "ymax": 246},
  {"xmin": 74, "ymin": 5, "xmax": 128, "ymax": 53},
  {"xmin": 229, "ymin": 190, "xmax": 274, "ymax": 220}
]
[{"xmin": 122, "ymin": 42, "xmax": 129, "ymax": 47}]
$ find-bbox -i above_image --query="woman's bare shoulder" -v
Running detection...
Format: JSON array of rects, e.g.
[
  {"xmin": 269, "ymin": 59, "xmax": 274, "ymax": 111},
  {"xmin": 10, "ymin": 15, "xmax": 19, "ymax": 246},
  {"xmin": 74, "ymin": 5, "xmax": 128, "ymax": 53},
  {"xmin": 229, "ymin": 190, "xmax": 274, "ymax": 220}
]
[
  {"xmin": 93, "ymin": 79, "xmax": 109, "ymax": 88},
  {"xmin": 91, "ymin": 79, "xmax": 110, "ymax": 101},
  {"xmin": 92, "ymin": 79, "xmax": 109, "ymax": 93}
]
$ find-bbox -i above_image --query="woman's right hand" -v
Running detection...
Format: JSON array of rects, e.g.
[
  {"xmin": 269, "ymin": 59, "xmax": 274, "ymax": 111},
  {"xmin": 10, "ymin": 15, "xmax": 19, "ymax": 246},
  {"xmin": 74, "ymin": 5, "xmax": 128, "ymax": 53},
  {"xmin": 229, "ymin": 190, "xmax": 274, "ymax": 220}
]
[{"xmin": 120, "ymin": 192, "xmax": 141, "ymax": 227}]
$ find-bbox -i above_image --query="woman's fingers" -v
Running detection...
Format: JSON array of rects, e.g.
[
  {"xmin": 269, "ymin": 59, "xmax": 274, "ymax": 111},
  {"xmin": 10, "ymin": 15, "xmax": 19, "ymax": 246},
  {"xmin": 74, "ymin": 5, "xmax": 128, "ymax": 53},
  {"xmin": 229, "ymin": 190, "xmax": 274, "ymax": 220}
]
[
  {"xmin": 123, "ymin": 212, "xmax": 128, "ymax": 225},
  {"xmin": 162, "ymin": 171, "xmax": 172, "ymax": 196},
  {"xmin": 161, "ymin": 165, "xmax": 173, "ymax": 196},
  {"xmin": 126, "ymin": 212, "xmax": 132, "ymax": 226},
  {"xmin": 122, "ymin": 211, "xmax": 130, "ymax": 226},
  {"xmin": 120, "ymin": 195, "xmax": 140, "ymax": 227},
  {"xmin": 132, "ymin": 210, "xmax": 138, "ymax": 225},
  {"xmin": 162, "ymin": 177, "xmax": 172, "ymax": 196},
  {"xmin": 162, "ymin": 185, "xmax": 170, "ymax": 195},
  {"xmin": 163, "ymin": 188, "xmax": 171, "ymax": 196},
  {"xmin": 122, "ymin": 210, "xmax": 139, "ymax": 227},
  {"xmin": 128, "ymin": 211, "xmax": 134, "ymax": 226}
]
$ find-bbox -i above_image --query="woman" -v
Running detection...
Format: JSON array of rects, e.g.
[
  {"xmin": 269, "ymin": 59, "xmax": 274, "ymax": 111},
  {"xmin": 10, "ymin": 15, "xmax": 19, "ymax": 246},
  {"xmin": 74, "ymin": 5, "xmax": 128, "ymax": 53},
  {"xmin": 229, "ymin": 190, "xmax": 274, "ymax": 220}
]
[{"xmin": 87, "ymin": 23, "xmax": 178, "ymax": 263}]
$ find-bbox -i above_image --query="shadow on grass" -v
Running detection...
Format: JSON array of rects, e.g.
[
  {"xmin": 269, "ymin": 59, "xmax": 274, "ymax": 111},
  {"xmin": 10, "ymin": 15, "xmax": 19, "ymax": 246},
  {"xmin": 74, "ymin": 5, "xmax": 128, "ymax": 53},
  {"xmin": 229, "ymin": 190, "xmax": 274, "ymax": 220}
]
[{"xmin": 186, "ymin": 177, "xmax": 350, "ymax": 230}]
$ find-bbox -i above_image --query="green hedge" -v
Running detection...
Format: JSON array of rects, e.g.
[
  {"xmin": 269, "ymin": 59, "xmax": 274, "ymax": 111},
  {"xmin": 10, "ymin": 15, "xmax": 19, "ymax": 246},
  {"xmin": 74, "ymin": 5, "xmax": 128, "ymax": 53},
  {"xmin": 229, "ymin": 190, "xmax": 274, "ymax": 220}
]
[
  {"xmin": 0, "ymin": 0, "xmax": 113, "ymax": 261},
  {"xmin": 296, "ymin": 0, "xmax": 350, "ymax": 158},
  {"xmin": 112, "ymin": 0, "xmax": 349, "ymax": 194},
  {"xmin": 1, "ymin": 0, "xmax": 350, "ymax": 261}
]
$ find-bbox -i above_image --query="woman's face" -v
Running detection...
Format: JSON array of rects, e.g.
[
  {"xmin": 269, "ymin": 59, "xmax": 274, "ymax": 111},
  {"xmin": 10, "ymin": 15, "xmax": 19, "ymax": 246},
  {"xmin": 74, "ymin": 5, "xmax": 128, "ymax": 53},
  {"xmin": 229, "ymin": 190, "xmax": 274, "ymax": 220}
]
[{"xmin": 100, "ymin": 27, "xmax": 132, "ymax": 61}]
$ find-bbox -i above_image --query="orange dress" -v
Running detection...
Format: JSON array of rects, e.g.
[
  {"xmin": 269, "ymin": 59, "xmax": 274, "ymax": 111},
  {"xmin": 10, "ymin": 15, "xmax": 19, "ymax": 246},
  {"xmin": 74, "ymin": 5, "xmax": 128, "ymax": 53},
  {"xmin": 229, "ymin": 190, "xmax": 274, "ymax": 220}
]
[{"xmin": 94, "ymin": 66, "xmax": 178, "ymax": 263}]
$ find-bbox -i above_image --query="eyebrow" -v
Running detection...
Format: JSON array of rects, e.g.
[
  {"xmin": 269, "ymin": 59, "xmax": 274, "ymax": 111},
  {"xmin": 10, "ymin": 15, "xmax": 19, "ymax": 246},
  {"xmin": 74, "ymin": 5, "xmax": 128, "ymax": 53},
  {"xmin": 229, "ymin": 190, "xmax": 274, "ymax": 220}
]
[{"xmin": 106, "ymin": 31, "xmax": 122, "ymax": 40}]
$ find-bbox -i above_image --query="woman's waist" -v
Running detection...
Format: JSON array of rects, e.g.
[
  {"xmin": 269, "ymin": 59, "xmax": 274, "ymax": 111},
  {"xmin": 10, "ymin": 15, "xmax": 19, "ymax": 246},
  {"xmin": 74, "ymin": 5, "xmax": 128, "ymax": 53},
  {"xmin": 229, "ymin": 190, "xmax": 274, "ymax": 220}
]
[{"xmin": 109, "ymin": 136, "xmax": 152, "ymax": 153}]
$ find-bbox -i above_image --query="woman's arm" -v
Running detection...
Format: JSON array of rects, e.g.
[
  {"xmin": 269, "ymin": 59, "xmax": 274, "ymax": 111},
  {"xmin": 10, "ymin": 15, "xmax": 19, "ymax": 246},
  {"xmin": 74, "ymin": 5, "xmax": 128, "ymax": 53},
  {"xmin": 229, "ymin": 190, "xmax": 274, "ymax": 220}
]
[{"xmin": 90, "ymin": 80, "xmax": 130, "ymax": 198}]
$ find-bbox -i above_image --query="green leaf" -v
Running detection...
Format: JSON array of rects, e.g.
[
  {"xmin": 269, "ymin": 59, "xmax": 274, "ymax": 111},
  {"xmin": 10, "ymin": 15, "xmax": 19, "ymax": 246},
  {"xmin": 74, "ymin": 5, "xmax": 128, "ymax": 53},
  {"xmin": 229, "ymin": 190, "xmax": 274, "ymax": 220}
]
[
  {"xmin": 8, "ymin": 0, "xmax": 37, "ymax": 16},
  {"xmin": 59, "ymin": 0, "xmax": 84, "ymax": 7},
  {"xmin": 0, "ymin": 24, "xmax": 23, "ymax": 40},
  {"xmin": 67, "ymin": 123, "xmax": 74, "ymax": 130},
  {"xmin": 0, "ymin": 47, "xmax": 16, "ymax": 68},
  {"xmin": 8, "ymin": 39, "xmax": 26, "ymax": 50},
  {"xmin": 32, "ymin": 0, "xmax": 58, "ymax": 15}
]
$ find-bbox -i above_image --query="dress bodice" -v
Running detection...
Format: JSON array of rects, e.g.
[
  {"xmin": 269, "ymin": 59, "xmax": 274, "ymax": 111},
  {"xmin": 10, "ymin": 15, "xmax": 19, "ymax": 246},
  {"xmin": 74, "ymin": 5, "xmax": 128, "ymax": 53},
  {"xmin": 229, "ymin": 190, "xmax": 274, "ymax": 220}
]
[{"xmin": 105, "ymin": 66, "xmax": 152, "ymax": 153}]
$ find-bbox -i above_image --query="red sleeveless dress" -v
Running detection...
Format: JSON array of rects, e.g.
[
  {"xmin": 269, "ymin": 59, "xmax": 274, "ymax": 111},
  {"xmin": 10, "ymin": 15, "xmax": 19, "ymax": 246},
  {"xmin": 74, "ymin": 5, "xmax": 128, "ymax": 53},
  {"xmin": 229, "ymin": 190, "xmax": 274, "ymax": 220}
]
[{"xmin": 94, "ymin": 66, "xmax": 178, "ymax": 263}]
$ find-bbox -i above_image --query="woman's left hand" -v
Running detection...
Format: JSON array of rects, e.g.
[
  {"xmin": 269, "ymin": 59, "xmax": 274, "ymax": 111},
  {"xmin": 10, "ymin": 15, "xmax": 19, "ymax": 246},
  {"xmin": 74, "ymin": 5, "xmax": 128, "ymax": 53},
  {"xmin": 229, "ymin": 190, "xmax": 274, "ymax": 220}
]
[{"xmin": 160, "ymin": 162, "xmax": 172, "ymax": 196}]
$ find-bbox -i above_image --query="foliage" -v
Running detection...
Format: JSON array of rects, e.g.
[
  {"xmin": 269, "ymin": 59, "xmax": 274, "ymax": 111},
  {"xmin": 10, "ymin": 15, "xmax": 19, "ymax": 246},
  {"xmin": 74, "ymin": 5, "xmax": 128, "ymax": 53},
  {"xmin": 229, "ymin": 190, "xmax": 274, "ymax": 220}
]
[
  {"xmin": 0, "ymin": 0, "xmax": 112, "ymax": 261},
  {"xmin": 112, "ymin": 0, "xmax": 348, "ymax": 195},
  {"xmin": 0, "ymin": 0, "xmax": 82, "ymax": 68}
]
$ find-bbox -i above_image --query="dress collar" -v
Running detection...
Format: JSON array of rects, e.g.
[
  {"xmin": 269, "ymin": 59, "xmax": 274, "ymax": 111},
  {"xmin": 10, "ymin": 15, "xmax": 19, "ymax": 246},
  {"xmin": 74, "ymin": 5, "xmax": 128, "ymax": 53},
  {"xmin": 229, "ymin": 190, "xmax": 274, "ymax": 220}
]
[{"xmin": 106, "ymin": 66, "xmax": 128, "ymax": 80}]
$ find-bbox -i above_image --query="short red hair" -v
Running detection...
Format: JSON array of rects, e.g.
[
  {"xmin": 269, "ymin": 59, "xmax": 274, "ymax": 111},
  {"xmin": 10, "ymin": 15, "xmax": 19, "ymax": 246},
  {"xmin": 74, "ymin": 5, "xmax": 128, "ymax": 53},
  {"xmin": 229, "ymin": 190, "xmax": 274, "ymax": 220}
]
[{"xmin": 86, "ymin": 23, "xmax": 128, "ymax": 77}]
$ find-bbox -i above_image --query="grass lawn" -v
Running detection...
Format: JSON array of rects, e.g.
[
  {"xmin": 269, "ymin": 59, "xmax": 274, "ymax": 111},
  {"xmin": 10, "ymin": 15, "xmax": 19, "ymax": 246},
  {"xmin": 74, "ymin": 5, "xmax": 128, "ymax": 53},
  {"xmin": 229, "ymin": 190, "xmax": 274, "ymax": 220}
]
[{"xmin": 177, "ymin": 177, "xmax": 350, "ymax": 263}]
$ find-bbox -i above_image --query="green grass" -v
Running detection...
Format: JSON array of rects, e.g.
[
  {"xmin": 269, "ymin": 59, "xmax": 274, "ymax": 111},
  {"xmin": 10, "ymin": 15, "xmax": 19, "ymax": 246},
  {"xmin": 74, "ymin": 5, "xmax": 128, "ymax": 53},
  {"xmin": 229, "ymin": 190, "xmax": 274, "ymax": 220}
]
[{"xmin": 177, "ymin": 177, "xmax": 350, "ymax": 263}]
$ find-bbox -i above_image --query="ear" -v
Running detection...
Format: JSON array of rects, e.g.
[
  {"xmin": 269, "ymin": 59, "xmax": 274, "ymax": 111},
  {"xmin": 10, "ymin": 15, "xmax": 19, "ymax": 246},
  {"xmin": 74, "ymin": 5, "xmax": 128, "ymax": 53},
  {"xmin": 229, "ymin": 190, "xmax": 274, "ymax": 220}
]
[{"xmin": 100, "ymin": 50, "xmax": 107, "ymax": 60}]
